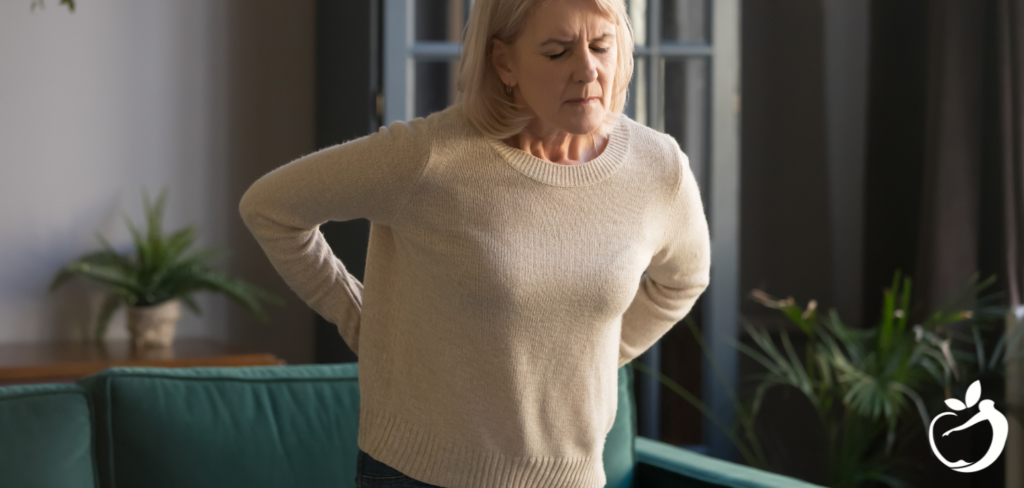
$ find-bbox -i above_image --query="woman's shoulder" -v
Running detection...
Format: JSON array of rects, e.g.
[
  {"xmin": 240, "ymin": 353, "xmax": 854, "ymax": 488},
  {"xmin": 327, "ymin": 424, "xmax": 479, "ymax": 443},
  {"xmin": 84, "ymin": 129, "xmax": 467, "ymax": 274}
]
[
  {"xmin": 368, "ymin": 105, "xmax": 479, "ymax": 160},
  {"xmin": 619, "ymin": 116, "xmax": 681, "ymax": 160},
  {"xmin": 412, "ymin": 103, "xmax": 468, "ymax": 131},
  {"xmin": 402, "ymin": 103, "xmax": 483, "ymax": 144},
  {"xmin": 618, "ymin": 115, "xmax": 689, "ymax": 187}
]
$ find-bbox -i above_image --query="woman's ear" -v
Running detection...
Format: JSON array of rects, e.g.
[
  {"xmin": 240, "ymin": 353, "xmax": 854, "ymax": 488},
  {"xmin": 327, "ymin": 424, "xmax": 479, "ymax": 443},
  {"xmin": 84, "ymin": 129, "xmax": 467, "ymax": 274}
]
[{"xmin": 490, "ymin": 37, "xmax": 517, "ymax": 87}]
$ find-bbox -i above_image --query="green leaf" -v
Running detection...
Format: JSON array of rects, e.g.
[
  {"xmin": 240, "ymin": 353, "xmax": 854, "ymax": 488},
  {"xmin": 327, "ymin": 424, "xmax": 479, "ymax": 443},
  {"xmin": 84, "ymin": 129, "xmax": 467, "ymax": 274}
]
[
  {"xmin": 146, "ymin": 247, "xmax": 225, "ymax": 295},
  {"xmin": 191, "ymin": 270, "xmax": 284, "ymax": 323},
  {"xmin": 726, "ymin": 332, "xmax": 784, "ymax": 377},
  {"xmin": 176, "ymin": 247, "xmax": 228, "ymax": 268},
  {"xmin": 743, "ymin": 321, "xmax": 798, "ymax": 385},
  {"xmin": 57, "ymin": 262, "xmax": 145, "ymax": 296},
  {"xmin": 76, "ymin": 249, "xmax": 134, "ymax": 271},
  {"xmin": 122, "ymin": 212, "xmax": 150, "ymax": 277},
  {"xmin": 142, "ymin": 186, "xmax": 170, "ymax": 272},
  {"xmin": 48, "ymin": 267, "xmax": 78, "ymax": 293},
  {"xmin": 880, "ymin": 270, "xmax": 900, "ymax": 354},
  {"xmin": 972, "ymin": 323, "xmax": 987, "ymax": 374},
  {"xmin": 782, "ymin": 305, "xmax": 813, "ymax": 335},
  {"xmin": 49, "ymin": 248, "xmax": 134, "ymax": 293},
  {"xmin": 179, "ymin": 294, "xmax": 202, "ymax": 315},
  {"xmin": 896, "ymin": 277, "xmax": 911, "ymax": 335},
  {"xmin": 991, "ymin": 314, "xmax": 1024, "ymax": 370},
  {"xmin": 686, "ymin": 317, "xmax": 743, "ymax": 410},
  {"xmin": 93, "ymin": 231, "xmax": 119, "ymax": 254},
  {"xmin": 632, "ymin": 360, "xmax": 765, "ymax": 469},
  {"xmin": 779, "ymin": 328, "xmax": 814, "ymax": 400},
  {"xmin": 164, "ymin": 225, "xmax": 199, "ymax": 262}
]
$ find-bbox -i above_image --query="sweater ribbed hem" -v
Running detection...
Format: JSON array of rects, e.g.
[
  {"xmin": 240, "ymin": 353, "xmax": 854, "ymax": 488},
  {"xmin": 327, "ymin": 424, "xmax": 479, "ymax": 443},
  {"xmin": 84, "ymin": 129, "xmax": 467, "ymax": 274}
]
[
  {"xmin": 485, "ymin": 114, "xmax": 631, "ymax": 187},
  {"xmin": 357, "ymin": 401, "xmax": 607, "ymax": 488}
]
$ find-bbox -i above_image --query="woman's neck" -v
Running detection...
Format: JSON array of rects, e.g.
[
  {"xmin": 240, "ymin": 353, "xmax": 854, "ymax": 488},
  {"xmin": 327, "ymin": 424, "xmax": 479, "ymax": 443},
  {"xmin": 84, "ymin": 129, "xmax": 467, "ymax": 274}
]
[{"xmin": 504, "ymin": 125, "xmax": 608, "ymax": 166}]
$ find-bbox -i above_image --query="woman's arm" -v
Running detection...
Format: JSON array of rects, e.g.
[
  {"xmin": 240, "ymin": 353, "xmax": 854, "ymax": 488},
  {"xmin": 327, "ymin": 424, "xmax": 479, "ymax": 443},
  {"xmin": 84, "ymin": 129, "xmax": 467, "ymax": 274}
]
[
  {"xmin": 618, "ymin": 146, "xmax": 711, "ymax": 368},
  {"xmin": 238, "ymin": 118, "xmax": 433, "ymax": 357}
]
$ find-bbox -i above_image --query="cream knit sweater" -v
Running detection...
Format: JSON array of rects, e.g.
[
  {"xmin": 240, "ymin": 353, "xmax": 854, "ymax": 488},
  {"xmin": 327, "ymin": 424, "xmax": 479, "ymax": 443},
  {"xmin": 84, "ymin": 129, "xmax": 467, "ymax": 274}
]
[{"xmin": 238, "ymin": 103, "xmax": 711, "ymax": 488}]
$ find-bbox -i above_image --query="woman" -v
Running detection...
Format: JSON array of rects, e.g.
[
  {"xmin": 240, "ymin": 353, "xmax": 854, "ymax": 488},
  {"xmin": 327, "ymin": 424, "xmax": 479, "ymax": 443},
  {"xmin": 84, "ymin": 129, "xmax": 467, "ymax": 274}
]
[{"xmin": 238, "ymin": 0, "xmax": 710, "ymax": 486}]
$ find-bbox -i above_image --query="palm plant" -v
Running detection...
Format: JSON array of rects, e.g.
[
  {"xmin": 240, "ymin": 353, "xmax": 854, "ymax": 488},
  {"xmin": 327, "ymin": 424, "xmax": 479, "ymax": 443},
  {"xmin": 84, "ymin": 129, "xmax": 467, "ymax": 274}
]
[
  {"xmin": 49, "ymin": 186, "xmax": 285, "ymax": 343},
  {"xmin": 633, "ymin": 270, "xmax": 1006, "ymax": 488}
]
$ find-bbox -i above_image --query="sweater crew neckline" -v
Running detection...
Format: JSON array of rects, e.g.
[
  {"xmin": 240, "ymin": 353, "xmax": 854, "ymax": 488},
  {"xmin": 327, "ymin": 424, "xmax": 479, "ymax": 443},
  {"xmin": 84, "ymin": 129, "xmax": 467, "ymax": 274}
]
[{"xmin": 486, "ymin": 114, "xmax": 630, "ymax": 187}]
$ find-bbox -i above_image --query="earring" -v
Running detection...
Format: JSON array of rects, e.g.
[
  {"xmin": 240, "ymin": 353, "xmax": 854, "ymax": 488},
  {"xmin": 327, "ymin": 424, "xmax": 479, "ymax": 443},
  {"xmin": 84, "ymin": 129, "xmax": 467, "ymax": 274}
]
[{"xmin": 505, "ymin": 84, "xmax": 513, "ymax": 95}]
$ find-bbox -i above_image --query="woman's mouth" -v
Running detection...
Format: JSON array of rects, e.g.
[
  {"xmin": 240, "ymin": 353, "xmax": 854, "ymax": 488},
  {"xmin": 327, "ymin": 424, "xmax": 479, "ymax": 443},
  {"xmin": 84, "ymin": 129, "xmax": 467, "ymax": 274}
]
[{"xmin": 565, "ymin": 96, "xmax": 599, "ymax": 106}]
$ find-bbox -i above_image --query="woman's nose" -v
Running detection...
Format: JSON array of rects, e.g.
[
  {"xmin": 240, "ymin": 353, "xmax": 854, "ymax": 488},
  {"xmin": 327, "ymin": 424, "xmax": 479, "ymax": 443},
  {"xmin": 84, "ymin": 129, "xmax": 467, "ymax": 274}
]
[{"xmin": 573, "ymin": 48, "xmax": 598, "ymax": 84}]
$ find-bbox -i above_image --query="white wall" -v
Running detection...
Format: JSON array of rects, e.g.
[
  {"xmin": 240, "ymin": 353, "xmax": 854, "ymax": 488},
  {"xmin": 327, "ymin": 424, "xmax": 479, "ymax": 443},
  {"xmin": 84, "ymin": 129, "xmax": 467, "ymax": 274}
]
[{"xmin": 0, "ymin": 0, "xmax": 318, "ymax": 364}]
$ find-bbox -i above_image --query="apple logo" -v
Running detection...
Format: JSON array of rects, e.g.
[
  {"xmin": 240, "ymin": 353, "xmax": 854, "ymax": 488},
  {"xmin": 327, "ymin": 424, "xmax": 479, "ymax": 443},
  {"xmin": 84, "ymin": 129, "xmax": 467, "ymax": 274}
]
[{"xmin": 928, "ymin": 379, "xmax": 1008, "ymax": 473}]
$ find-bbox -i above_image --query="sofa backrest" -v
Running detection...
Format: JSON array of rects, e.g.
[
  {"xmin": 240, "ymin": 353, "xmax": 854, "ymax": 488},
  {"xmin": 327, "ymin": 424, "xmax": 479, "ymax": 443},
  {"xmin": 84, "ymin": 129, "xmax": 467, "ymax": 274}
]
[
  {"xmin": 77, "ymin": 362, "xmax": 638, "ymax": 488},
  {"xmin": 0, "ymin": 382, "xmax": 98, "ymax": 488},
  {"xmin": 77, "ymin": 363, "xmax": 361, "ymax": 488}
]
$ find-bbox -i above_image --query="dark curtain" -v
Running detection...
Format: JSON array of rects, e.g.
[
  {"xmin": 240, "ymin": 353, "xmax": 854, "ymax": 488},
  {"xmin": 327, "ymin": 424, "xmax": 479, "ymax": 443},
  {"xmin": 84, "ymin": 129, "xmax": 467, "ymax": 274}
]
[
  {"xmin": 996, "ymin": 1, "xmax": 1024, "ymax": 314},
  {"xmin": 865, "ymin": 0, "xmax": 1022, "ymax": 486},
  {"xmin": 914, "ymin": 0, "xmax": 986, "ymax": 313},
  {"xmin": 994, "ymin": 0, "xmax": 1024, "ymax": 485},
  {"xmin": 914, "ymin": 0, "xmax": 1023, "ymax": 320},
  {"xmin": 909, "ymin": 0, "xmax": 1023, "ymax": 486}
]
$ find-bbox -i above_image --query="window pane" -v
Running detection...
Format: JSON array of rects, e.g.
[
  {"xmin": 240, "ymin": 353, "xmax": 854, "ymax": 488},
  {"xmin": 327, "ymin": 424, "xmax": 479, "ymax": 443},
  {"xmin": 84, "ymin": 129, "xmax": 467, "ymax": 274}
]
[
  {"xmin": 414, "ymin": 61, "xmax": 459, "ymax": 118},
  {"xmin": 663, "ymin": 57, "xmax": 708, "ymax": 199},
  {"xmin": 415, "ymin": 0, "xmax": 470, "ymax": 42},
  {"xmin": 626, "ymin": 56, "xmax": 649, "ymax": 126},
  {"xmin": 625, "ymin": 0, "xmax": 649, "ymax": 46},
  {"xmin": 661, "ymin": 0, "xmax": 709, "ymax": 44}
]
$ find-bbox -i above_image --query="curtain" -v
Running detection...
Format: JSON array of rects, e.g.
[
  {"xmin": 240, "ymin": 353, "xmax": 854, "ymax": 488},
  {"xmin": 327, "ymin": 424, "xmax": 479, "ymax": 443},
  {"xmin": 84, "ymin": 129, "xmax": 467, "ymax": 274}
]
[
  {"xmin": 914, "ymin": 0, "xmax": 1022, "ymax": 484},
  {"xmin": 997, "ymin": 0, "xmax": 1024, "ymax": 485}
]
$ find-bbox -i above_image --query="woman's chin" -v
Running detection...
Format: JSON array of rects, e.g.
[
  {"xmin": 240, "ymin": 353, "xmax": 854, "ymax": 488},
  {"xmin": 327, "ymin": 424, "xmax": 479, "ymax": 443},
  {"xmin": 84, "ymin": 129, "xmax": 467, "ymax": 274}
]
[{"xmin": 558, "ymin": 111, "xmax": 606, "ymax": 135}]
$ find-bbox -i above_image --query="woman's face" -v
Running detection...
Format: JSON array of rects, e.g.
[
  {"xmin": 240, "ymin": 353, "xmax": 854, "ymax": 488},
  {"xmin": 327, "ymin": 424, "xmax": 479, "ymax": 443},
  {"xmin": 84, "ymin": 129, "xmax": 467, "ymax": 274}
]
[{"xmin": 491, "ymin": 0, "xmax": 618, "ymax": 136}]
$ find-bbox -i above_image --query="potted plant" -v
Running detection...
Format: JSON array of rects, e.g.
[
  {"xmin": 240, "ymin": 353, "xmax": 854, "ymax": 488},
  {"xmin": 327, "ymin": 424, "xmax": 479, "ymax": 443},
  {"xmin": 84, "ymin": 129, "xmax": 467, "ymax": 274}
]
[
  {"xmin": 633, "ymin": 270, "xmax": 1009, "ymax": 488},
  {"xmin": 49, "ymin": 186, "xmax": 285, "ymax": 348}
]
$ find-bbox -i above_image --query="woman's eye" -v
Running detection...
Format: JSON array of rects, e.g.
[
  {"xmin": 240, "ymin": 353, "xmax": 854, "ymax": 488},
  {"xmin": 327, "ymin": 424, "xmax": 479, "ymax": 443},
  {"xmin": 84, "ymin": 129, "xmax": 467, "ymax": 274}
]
[{"xmin": 548, "ymin": 47, "xmax": 608, "ymax": 60}]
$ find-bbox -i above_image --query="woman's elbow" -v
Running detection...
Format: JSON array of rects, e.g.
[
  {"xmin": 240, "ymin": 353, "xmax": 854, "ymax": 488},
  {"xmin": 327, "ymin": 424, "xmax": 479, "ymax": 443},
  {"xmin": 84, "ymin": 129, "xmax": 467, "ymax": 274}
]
[{"xmin": 238, "ymin": 182, "xmax": 264, "ymax": 228}]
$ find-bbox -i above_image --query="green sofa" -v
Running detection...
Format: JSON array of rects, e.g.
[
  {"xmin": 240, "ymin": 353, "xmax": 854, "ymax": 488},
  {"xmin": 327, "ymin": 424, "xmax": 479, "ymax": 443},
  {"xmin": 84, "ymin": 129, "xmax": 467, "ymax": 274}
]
[{"xmin": 0, "ymin": 361, "xmax": 824, "ymax": 488}]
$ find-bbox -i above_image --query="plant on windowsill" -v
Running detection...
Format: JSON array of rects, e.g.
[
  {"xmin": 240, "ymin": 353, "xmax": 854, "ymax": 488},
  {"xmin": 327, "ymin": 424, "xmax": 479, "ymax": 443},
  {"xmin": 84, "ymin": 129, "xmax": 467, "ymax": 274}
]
[
  {"xmin": 48, "ymin": 186, "xmax": 285, "ymax": 348},
  {"xmin": 633, "ymin": 270, "xmax": 1012, "ymax": 488},
  {"xmin": 29, "ymin": 0, "xmax": 75, "ymax": 13}
]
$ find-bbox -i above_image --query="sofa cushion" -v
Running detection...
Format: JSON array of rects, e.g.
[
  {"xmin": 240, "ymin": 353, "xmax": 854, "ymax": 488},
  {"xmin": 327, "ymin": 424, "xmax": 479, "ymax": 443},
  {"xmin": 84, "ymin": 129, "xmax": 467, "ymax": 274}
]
[
  {"xmin": 77, "ymin": 363, "xmax": 361, "ymax": 488},
  {"xmin": 0, "ymin": 382, "xmax": 98, "ymax": 488}
]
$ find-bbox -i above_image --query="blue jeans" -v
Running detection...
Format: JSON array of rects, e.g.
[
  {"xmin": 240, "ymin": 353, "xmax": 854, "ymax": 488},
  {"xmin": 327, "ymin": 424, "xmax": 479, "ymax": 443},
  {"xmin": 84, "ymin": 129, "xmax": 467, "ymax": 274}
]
[{"xmin": 356, "ymin": 448, "xmax": 445, "ymax": 487}]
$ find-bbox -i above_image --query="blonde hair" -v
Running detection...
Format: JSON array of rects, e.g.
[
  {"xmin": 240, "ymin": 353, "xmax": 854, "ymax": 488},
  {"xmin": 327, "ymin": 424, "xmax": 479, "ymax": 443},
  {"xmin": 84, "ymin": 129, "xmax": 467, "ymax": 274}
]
[{"xmin": 455, "ymin": 0, "xmax": 634, "ymax": 140}]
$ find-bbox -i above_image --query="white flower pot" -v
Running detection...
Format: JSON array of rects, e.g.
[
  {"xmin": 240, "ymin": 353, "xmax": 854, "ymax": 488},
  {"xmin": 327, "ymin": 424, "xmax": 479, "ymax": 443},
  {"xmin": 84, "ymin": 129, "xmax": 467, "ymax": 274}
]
[{"xmin": 126, "ymin": 299, "xmax": 181, "ymax": 348}]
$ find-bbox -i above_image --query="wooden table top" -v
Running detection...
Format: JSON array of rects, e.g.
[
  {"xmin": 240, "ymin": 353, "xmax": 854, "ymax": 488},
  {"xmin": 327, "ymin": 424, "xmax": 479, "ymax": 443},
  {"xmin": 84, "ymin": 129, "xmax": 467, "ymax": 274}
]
[{"xmin": 0, "ymin": 337, "xmax": 285, "ymax": 385}]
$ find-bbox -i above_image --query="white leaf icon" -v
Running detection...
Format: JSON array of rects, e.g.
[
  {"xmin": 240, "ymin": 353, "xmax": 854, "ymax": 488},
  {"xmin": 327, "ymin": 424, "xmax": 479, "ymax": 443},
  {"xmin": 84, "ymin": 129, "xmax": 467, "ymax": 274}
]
[
  {"xmin": 965, "ymin": 380, "xmax": 982, "ymax": 408},
  {"xmin": 945, "ymin": 398, "xmax": 967, "ymax": 411}
]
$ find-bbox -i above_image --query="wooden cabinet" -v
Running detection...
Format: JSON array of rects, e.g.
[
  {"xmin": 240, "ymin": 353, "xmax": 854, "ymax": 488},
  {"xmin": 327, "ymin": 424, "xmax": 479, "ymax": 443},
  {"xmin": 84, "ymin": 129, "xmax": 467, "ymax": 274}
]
[{"xmin": 0, "ymin": 338, "xmax": 285, "ymax": 386}]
